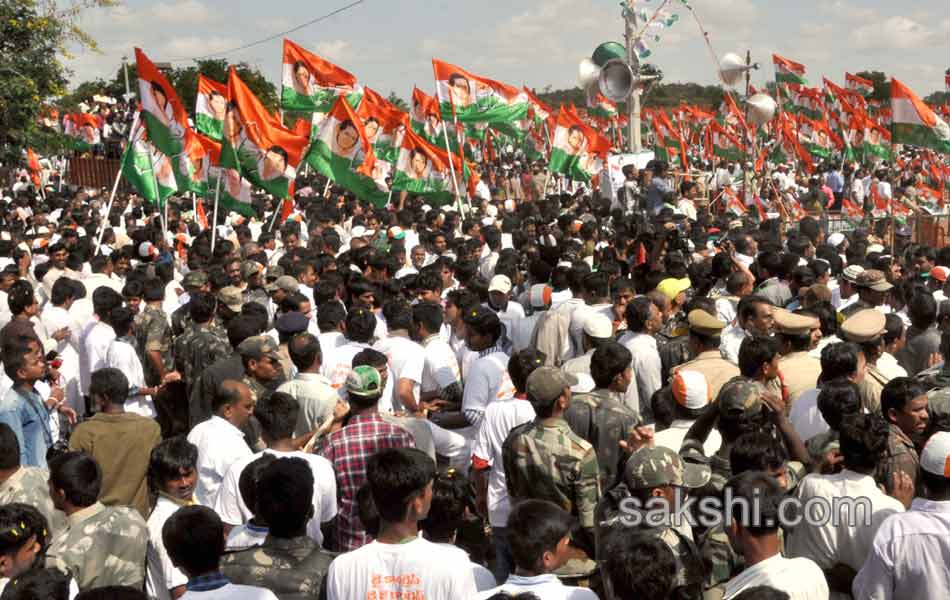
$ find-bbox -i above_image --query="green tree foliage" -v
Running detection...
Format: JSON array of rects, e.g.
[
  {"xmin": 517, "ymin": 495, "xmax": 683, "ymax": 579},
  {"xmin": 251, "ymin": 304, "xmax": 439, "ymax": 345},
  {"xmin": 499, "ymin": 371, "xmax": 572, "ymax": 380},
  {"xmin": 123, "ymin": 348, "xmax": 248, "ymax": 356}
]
[
  {"xmin": 854, "ymin": 70, "xmax": 889, "ymax": 103},
  {"xmin": 534, "ymin": 82, "xmax": 724, "ymax": 114},
  {"xmin": 386, "ymin": 91, "xmax": 408, "ymax": 111},
  {"xmin": 925, "ymin": 91, "xmax": 950, "ymax": 106}
]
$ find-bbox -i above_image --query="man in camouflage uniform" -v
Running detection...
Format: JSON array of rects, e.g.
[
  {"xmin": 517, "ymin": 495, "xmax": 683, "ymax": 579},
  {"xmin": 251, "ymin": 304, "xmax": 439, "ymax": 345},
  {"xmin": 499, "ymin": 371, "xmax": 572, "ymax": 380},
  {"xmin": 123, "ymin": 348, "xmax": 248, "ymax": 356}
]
[
  {"xmin": 137, "ymin": 277, "xmax": 175, "ymax": 388},
  {"xmin": 241, "ymin": 260, "xmax": 270, "ymax": 307},
  {"xmin": 237, "ymin": 335, "xmax": 285, "ymax": 405},
  {"xmin": 503, "ymin": 367, "xmax": 601, "ymax": 578},
  {"xmin": 170, "ymin": 270, "xmax": 212, "ymax": 337},
  {"xmin": 0, "ymin": 423, "xmax": 65, "ymax": 536},
  {"xmin": 565, "ymin": 341, "xmax": 641, "ymax": 490},
  {"xmin": 596, "ymin": 445, "xmax": 710, "ymax": 600},
  {"xmin": 174, "ymin": 291, "xmax": 231, "ymax": 401},
  {"xmin": 221, "ymin": 457, "xmax": 333, "ymax": 598},
  {"xmin": 45, "ymin": 452, "xmax": 147, "ymax": 591}
]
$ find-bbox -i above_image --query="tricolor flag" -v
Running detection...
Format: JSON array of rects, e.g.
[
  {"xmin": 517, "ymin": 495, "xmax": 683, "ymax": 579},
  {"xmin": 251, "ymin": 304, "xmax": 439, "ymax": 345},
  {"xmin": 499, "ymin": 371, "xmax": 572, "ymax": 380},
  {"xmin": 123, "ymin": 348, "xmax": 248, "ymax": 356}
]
[
  {"xmin": 63, "ymin": 113, "xmax": 101, "ymax": 151},
  {"xmin": 773, "ymin": 54, "xmax": 807, "ymax": 86},
  {"xmin": 222, "ymin": 67, "xmax": 310, "ymax": 205},
  {"xmin": 842, "ymin": 197, "xmax": 864, "ymax": 219},
  {"xmin": 392, "ymin": 126, "xmax": 464, "ymax": 205},
  {"xmin": 891, "ymin": 78, "xmax": 950, "ymax": 155},
  {"xmin": 549, "ymin": 105, "xmax": 610, "ymax": 182},
  {"xmin": 410, "ymin": 87, "xmax": 443, "ymax": 144},
  {"xmin": 200, "ymin": 134, "xmax": 254, "ymax": 215},
  {"xmin": 122, "ymin": 125, "xmax": 177, "ymax": 206},
  {"xmin": 432, "ymin": 59, "xmax": 529, "ymax": 125},
  {"xmin": 305, "ymin": 94, "xmax": 389, "ymax": 208},
  {"xmin": 846, "ymin": 73, "xmax": 875, "ymax": 98},
  {"xmin": 280, "ymin": 38, "xmax": 361, "ymax": 115},
  {"xmin": 356, "ymin": 87, "xmax": 406, "ymax": 186},
  {"xmin": 195, "ymin": 75, "xmax": 228, "ymax": 141},
  {"xmin": 706, "ymin": 121, "xmax": 744, "ymax": 161},
  {"xmin": 523, "ymin": 87, "xmax": 554, "ymax": 132},
  {"xmin": 587, "ymin": 92, "xmax": 618, "ymax": 120}
]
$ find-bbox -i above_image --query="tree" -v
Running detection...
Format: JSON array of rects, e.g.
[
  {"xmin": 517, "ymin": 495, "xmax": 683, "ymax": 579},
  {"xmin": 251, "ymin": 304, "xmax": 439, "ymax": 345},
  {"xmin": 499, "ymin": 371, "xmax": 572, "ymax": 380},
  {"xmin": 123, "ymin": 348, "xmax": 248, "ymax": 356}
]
[
  {"xmin": 925, "ymin": 90, "xmax": 950, "ymax": 106},
  {"xmin": 855, "ymin": 70, "xmax": 889, "ymax": 103},
  {"xmin": 386, "ymin": 91, "xmax": 408, "ymax": 112},
  {"xmin": 0, "ymin": 0, "xmax": 117, "ymax": 166}
]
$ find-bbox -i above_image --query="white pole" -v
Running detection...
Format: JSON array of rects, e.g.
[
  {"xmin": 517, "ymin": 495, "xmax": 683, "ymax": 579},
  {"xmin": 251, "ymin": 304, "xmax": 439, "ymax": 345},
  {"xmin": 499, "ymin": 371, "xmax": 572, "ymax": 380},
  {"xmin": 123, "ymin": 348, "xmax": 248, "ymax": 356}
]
[
  {"xmin": 95, "ymin": 111, "xmax": 141, "ymax": 255},
  {"xmin": 268, "ymin": 197, "xmax": 283, "ymax": 231},
  {"xmin": 210, "ymin": 173, "xmax": 221, "ymax": 253},
  {"xmin": 439, "ymin": 121, "xmax": 465, "ymax": 217}
]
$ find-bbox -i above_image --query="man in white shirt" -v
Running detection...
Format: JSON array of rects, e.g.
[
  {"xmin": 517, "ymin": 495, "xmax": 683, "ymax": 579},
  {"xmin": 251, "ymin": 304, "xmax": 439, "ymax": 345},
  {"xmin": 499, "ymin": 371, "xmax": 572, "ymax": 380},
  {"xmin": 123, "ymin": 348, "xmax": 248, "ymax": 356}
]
[
  {"xmin": 655, "ymin": 370, "xmax": 722, "ymax": 456},
  {"xmin": 853, "ymin": 430, "xmax": 950, "ymax": 600},
  {"xmin": 213, "ymin": 391, "xmax": 336, "ymax": 548},
  {"xmin": 721, "ymin": 296, "xmax": 775, "ymax": 365},
  {"xmin": 478, "ymin": 499, "xmax": 597, "ymax": 599},
  {"xmin": 186, "ymin": 380, "xmax": 254, "ymax": 507},
  {"xmin": 461, "ymin": 306, "xmax": 516, "ymax": 429},
  {"xmin": 567, "ymin": 272, "xmax": 613, "ymax": 355},
  {"xmin": 723, "ymin": 471, "xmax": 828, "ymax": 600},
  {"xmin": 619, "ymin": 296, "xmax": 663, "ymax": 422},
  {"xmin": 79, "ymin": 287, "xmax": 124, "ymax": 399},
  {"xmin": 325, "ymin": 447, "xmax": 477, "ymax": 600},
  {"xmin": 374, "ymin": 300, "xmax": 425, "ymax": 414},
  {"xmin": 320, "ymin": 306, "xmax": 375, "ymax": 390},
  {"xmin": 162, "ymin": 505, "xmax": 278, "ymax": 600},
  {"xmin": 786, "ymin": 413, "xmax": 908, "ymax": 595},
  {"xmin": 40, "ymin": 278, "xmax": 84, "ymax": 418},
  {"xmin": 487, "ymin": 274, "xmax": 525, "ymax": 348},
  {"xmin": 411, "ymin": 303, "xmax": 463, "ymax": 415}
]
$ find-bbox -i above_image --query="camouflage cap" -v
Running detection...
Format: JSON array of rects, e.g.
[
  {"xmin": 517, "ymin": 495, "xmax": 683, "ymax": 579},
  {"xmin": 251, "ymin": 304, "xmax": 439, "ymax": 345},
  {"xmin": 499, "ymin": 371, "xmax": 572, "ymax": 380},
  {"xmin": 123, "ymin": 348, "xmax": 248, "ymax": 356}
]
[
  {"xmin": 928, "ymin": 388, "xmax": 950, "ymax": 434},
  {"xmin": 717, "ymin": 376, "xmax": 763, "ymax": 416},
  {"xmin": 265, "ymin": 275, "xmax": 300, "ymax": 294},
  {"xmin": 241, "ymin": 260, "xmax": 264, "ymax": 279},
  {"xmin": 624, "ymin": 446, "xmax": 711, "ymax": 489},
  {"xmin": 182, "ymin": 270, "xmax": 208, "ymax": 290},
  {"xmin": 526, "ymin": 367, "xmax": 578, "ymax": 406},
  {"xmin": 217, "ymin": 286, "xmax": 243, "ymax": 313},
  {"xmin": 856, "ymin": 269, "xmax": 893, "ymax": 292},
  {"xmin": 267, "ymin": 265, "xmax": 286, "ymax": 280},
  {"xmin": 346, "ymin": 365, "xmax": 382, "ymax": 397},
  {"xmin": 236, "ymin": 335, "xmax": 281, "ymax": 362}
]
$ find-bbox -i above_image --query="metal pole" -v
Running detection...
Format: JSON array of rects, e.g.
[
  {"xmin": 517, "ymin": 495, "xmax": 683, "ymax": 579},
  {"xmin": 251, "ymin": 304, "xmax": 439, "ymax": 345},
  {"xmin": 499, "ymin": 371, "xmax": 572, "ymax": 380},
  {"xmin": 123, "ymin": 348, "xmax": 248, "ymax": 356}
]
[
  {"xmin": 210, "ymin": 173, "xmax": 221, "ymax": 253},
  {"xmin": 95, "ymin": 111, "xmax": 141, "ymax": 256},
  {"xmin": 625, "ymin": 2, "xmax": 641, "ymax": 153},
  {"xmin": 122, "ymin": 55, "xmax": 131, "ymax": 100}
]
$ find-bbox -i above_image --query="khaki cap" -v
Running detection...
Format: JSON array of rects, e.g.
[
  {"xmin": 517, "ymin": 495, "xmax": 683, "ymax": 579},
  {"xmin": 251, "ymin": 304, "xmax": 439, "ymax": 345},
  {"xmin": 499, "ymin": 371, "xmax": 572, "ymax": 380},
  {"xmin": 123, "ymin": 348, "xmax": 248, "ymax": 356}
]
[
  {"xmin": 265, "ymin": 275, "xmax": 299, "ymax": 294},
  {"xmin": 624, "ymin": 446, "xmax": 711, "ymax": 489},
  {"xmin": 803, "ymin": 284, "xmax": 832, "ymax": 306},
  {"xmin": 773, "ymin": 309, "xmax": 819, "ymax": 336},
  {"xmin": 217, "ymin": 286, "xmax": 244, "ymax": 313},
  {"xmin": 526, "ymin": 367, "xmax": 578, "ymax": 407},
  {"xmin": 687, "ymin": 309, "xmax": 726, "ymax": 336},
  {"xmin": 840, "ymin": 309, "xmax": 886, "ymax": 343},
  {"xmin": 856, "ymin": 269, "xmax": 893, "ymax": 292}
]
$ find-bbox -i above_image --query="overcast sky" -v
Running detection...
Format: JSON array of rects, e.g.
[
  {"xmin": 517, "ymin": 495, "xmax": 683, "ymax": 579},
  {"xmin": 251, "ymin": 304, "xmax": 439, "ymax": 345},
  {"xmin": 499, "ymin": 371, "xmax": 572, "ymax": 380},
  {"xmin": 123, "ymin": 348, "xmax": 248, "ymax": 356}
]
[{"xmin": 66, "ymin": 0, "xmax": 950, "ymax": 101}]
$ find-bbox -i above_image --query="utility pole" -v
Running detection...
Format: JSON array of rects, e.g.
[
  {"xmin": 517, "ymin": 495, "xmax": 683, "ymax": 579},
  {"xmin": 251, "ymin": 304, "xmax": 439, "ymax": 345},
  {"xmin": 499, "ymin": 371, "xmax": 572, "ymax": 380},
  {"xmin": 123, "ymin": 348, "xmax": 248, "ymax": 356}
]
[
  {"xmin": 624, "ymin": 2, "xmax": 642, "ymax": 153},
  {"xmin": 122, "ymin": 55, "xmax": 131, "ymax": 100}
]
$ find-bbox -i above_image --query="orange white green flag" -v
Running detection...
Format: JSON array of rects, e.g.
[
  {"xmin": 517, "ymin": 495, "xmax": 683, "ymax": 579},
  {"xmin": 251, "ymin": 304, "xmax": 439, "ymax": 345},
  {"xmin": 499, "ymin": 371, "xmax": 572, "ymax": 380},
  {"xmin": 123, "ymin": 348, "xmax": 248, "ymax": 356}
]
[
  {"xmin": 356, "ymin": 87, "xmax": 406, "ymax": 185},
  {"xmin": 304, "ymin": 95, "xmax": 389, "ymax": 208},
  {"xmin": 392, "ymin": 125, "xmax": 465, "ymax": 206},
  {"xmin": 122, "ymin": 124, "xmax": 177, "ymax": 207},
  {"xmin": 549, "ymin": 105, "xmax": 611, "ymax": 182},
  {"xmin": 221, "ymin": 66, "xmax": 310, "ymax": 205},
  {"xmin": 410, "ymin": 87, "xmax": 444, "ymax": 144},
  {"xmin": 280, "ymin": 38, "xmax": 361, "ymax": 116},
  {"xmin": 195, "ymin": 75, "xmax": 228, "ymax": 141},
  {"xmin": 63, "ymin": 113, "xmax": 101, "ymax": 151},
  {"xmin": 891, "ymin": 78, "xmax": 950, "ymax": 155},
  {"xmin": 432, "ymin": 59, "xmax": 529, "ymax": 125}
]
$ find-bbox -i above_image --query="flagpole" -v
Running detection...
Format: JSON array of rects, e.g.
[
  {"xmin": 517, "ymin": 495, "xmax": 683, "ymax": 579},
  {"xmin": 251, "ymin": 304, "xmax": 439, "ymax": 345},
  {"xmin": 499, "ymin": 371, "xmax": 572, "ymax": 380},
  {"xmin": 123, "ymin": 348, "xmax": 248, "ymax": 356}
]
[
  {"xmin": 210, "ymin": 173, "xmax": 222, "ymax": 253},
  {"xmin": 95, "ymin": 111, "xmax": 141, "ymax": 256},
  {"xmin": 268, "ymin": 196, "xmax": 283, "ymax": 231},
  {"xmin": 438, "ymin": 111, "xmax": 465, "ymax": 217}
]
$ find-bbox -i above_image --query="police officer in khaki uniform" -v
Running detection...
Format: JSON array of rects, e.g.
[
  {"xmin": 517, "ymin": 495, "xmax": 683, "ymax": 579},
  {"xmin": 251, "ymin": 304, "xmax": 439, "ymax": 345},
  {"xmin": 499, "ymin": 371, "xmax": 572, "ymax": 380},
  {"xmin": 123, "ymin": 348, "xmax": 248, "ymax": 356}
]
[
  {"xmin": 839, "ymin": 269, "xmax": 893, "ymax": 323},
  {"xmin": 774, "ymin": 309, "xmax": 823, "ymax": 409},
  {"xmin": 840, "ymin": 309, "xmax": 890, "ymax": 413},
  {"xmin": 672, "ymin": 310, "xmax": 740, "ymax": 402}
]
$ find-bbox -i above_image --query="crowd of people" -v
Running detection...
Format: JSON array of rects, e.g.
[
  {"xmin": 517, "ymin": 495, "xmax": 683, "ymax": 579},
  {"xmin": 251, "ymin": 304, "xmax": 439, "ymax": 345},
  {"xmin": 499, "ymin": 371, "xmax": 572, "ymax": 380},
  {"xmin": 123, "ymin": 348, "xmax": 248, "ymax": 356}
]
[{"xmin": 0, "ymin": 141, "xmax": 949, "ymax": 600}]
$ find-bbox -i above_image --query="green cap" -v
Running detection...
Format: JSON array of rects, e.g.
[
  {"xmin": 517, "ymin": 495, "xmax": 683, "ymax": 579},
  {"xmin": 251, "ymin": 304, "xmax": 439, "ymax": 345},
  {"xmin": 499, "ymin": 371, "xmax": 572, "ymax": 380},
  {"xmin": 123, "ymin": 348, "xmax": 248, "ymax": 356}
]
[
  {"xmin": 236, "ymin": 335, "xmax": 281, "ymax": 362},
  {"xmin": 717, "ymin": 377, "xmax": 763, "ymax": 416},
  {"xmin": 182, "ymin": 270, "xmax": 208, "ymax": 290},
  {"xmin": 346, "ymin": 365, "xmax": 382, "ymax": 398},
  {"xmin": 624, "ymin": 446, "xmax": 711, "ymax": 489}
]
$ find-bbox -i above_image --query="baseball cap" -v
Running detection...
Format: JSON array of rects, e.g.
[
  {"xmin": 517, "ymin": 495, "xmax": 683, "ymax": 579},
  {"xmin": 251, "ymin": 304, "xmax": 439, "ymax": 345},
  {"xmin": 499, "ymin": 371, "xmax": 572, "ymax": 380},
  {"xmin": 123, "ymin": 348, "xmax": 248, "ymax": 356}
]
[
  {"xmin": 624, "ymin": 446, "xmax": 711, "ymax": 490},
  {"xmin": 236, "ymin": 335, "xmax": 281, "ymax": 362},
  {"xmin": 528, "ymin": 284, "xmax": 552, "ymax": 308},
  {"xmin": 346, "ymin": 365, "xmax": 382, "ymax": 398},
  {"xmin": 842, "ymin": 264, "xmax": 865, "ymax": 284},
  {"xmin": 931, "ymin": 267, "xmax": 950, "ymax": 283},
  {"xmin": 920, "ymin": 431, "xmax": 950, "ymax": 478},
  {"xmin": 265, "ymin": 275, "xmax": 300, "ymax": 294},
  {"xmin": 717, "ymin": 377, "xmax": 763, "ymax": 417},
  {"xmin": 182, "ymin": 270, "xmax": 208, "ymax": 290},
  {"xmin": 526, "ymin": 367, "xmax": 577, "ymax": 407},
  {"xmin": 672, "ymin": 370, "xmax": 710, "ymax": 410},
  {"xmin": 583, "ymin": 313, "xmax": 613, "ymax": 339},
  {"xmin": 656, "ymin": 278, "xmax": 691, "ymax": 301},
  {"xmin": 856, "ymin": 269, "xmax": 893, "ymax": 292},
  {"xmin": 488, "ymin": 275, "xmax": 513, "ymax": 295},
  {"xmin": 217, "ymin": 286, "xmax": 243, "ymax": 313}
]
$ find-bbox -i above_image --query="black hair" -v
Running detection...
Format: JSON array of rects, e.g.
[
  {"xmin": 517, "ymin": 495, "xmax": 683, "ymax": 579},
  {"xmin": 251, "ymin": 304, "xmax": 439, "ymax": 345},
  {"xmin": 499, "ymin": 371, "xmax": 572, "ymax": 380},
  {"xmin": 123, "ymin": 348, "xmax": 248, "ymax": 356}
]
[
  {"xmin": 507, "ymin": 499, "xmax": 574, "ymax": 573},
  {"xmin": 316, "ymin": 301, "xmax": 346, "ymax": 332},
  {"xmin": 122, "ymin": 280, "xmax": 143, "ymax": 300},
  {"xmin": 255, "ymin": 457, "xmax": 314, "ymax": 537},
  {"xmin": 0, "ymin": 567, "xmax": 70, "ymax": 600},
  {"xmin": 288, "ymin": 333, "xmax": 321, "ymax": 371},
  {"xmin": 419, "ymin": 469, "xmax": 470, "ymax": 542},
  {"xmin": 238, "ymin": 453, "xmax": 277, "ymax": 520},
  {"xmin": 188, "ymin": 291, "xmax": 216, "ymax": 323},
  {"xmin": 738, "ymin": 336, "xmax": 780, "ymax": 379},
  {"xmin": 508, "ymin": 349, "xmax": 546, "ymax": 394},
  {"xmin": 727, "ymin": 471, "xmax": 784, "ymax": 535},
  {"xmin": 356, "ymin": 484, "xmax": 380, "ymax": 538},
  {"xmin": 839, "ymin": 413, "xmax": 890, "ymax": 473},
  {"xmin": 625, "ymin": 296, "xmax": 655, "ymax": 333},
  {"xmin": 226, "ymin": 316, "xmax": 260, "ymax": 350},
  {"xmin": 50, "ymin": 277, "xmax": 77, "ymax": 307},
  {"xmin": 881, "ymin": 377, "xmax": 926, "ymax": 421},
  {"xmin": 414, "ymin": 270, "xmax": 442, "ymax": 294},
  {"xmin": 0, "ymin": 423, "xmax": 19, "ymax": 470},
  {"xmin": 7, "ymin": 280, "xmax": 34, "ymax": 315},
  {"xmin": 730, "ymin": 432, "xmax": 788, "ymax": 476},
  {"xmin": 162, "ymin": 505, "xmax": 225, "ymax": 576},
  {"xmin": 89, "ymin": 367, "xmax": 129, "ymax": 407},
  {"xmin": 74, "ymin": 587, "xmax": 148, "ymax": 600},
  {"xmin": 907, "ymin": 291, "xmax": 938, "ymax": 329},
  {"xmin": 602, "ymin": 531, "xmax": 676, "ymax": 600},
  {"xmin": 147, "ymin": 437, "xmax": 197, "ymax": 495},
  {"xmin": 92, "ymin": 287, "xmax": 124, "ymax": 321},
  {"xmin": 254, "ymin": 391, "xmax": 299, "ymax": 441},
  {"xmin": 366, "ymin": 448, "xmax": 436, "ymax": 523},
  {"xmin": 816, "ymin": 378, "xmax": 862, "ymax": 431},
  {"xmin": 142, "ymin": 277, "xmax": 165, "ymax": 302},
  {"xmin": 738, "ymin": 295, "xmax": 772, "ymax": 328},
  {"xmin": 819, "ymin": 342, "xmax": 861, "ymax": 382},
  {"xmin": 382, "ymin": 299, "xmax": 412, "ymax": 332},
  {"xmin": 463, "ymin": 309, "xmax": 502, "ymax": 344},
  {"xmin": 0, "ymin": 503, "xmax": 50, "ymax": 558},
  {"xmin": 212, "ymin": 380, "xmax": 245, "ymax": 413},
  {"xmin": 109, "ymin": 306, "xmax": 135, "ymax": 337},
  {"xmin": 49, "ymin": 451, "xmax": 101, "ymax": 507},
  {"xmin": 345, "ymin": 306, "xmax": 377, "ymax": 343},
  {"xmin": 883, "ymin": 313, "xmax": 904, "ymax": 346},
  {"xmin": 590, "ymin": 341, "xmax": 632, "ymax": 389},
  {"xmin": 411, "ymin": 302, "xmax": 443, "ymax": 335}
]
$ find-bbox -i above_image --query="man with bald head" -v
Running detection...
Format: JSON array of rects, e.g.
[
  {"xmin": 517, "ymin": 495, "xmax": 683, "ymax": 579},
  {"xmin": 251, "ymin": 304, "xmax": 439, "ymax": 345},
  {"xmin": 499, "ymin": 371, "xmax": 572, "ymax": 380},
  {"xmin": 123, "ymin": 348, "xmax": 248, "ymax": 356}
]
[{"xmin": 186, "ymin": 379, "xmax": 255, "ymax": 507}]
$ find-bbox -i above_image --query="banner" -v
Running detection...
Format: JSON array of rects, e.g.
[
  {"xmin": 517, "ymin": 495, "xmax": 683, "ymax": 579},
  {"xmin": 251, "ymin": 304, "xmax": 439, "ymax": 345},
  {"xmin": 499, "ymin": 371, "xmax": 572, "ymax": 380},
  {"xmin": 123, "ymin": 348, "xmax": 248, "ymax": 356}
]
[
  {"xmin": 432, "ymin": 59, "xmax": 529, "ymax": 125},
  {"xmin": 196, "ymin": 75, "xmax": 228, "ymax": 141},
  {"xmin": 392, "ymin": 126, "xmax": 463, "ymax": 205},
  {"xmin": 549, "ymin": 105, "xmax": 610, "ymax": 182},
  {"xmin": 280, "ymin": 38, "xmax": 361, "ymax": 115}
]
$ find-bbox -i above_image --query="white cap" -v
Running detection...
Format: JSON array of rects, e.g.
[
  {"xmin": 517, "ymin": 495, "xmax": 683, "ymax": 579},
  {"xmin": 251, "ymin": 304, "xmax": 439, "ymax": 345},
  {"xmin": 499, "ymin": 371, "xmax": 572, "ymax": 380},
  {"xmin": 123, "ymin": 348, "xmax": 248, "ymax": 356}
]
[
  {"xmin": 842, "ymin": 264, "xmax": 865, "ymax": 283},
  {"xmin": 827, "ymin": 232, "xmax": 846, "ymax": 247},
  {"xmin": 351, "ymin": 226, "xmax": 367, "ymax": 238},
  {"xmin": 488, "ymin": 274, "xmax": 512, "ymax": 295},
  {"xmin": 481, "ymin": 217, "xmax": 495, "ymax": 227},
  {"xmin": 672, "ymin": 370, "xmax": 710, "ymax": 410},
  {"xmin": 138, "ymin": 241, "xmax": 154, "ymax": 259},
  {"xmin": 921, "ymin": 431, "xmax": 950, "ymax": 477},
  {"xmin": 867, "ymin": 243, "xmax": 885, "ymax": 254},
  {"xmin": 583, "ymin": 313, "xmax": 613, "ymax": 339},
  {"xmin": 486, "ymin": 204, "xmax": 498, "ymax": 218}
]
